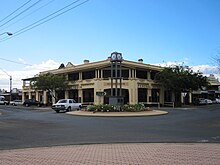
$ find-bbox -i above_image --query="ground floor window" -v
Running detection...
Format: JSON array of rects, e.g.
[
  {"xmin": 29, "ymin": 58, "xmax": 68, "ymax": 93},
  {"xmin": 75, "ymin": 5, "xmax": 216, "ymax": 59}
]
[
  {"xmin": 151, "ymin": 89, "xmax": 160, "ymax": 102},
  {"xmin": 56, "ymin": 90, "xmax": 65, "ymax": 101},
  {"xmin": 69, "ymin": 90, "xmax": 79, "ymax": 102},
  {"xmin": 138, "ymin": 88, "xmax": 147, "ymax": 103},
  {"xmin": 83, "ymin": 89, "xmax": 94, "ymax": 103}
]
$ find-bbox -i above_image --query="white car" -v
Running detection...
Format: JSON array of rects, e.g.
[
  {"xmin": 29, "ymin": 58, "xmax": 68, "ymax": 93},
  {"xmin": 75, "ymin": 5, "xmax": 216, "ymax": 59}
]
[
  {"xmin": 216, "ymin": 98, "xmax": 220, "ymax": 104},
  {"xmin": 213, "ymin": 98, "xmax": 220, "ymax": 104},
  {"xmin": 204, "ymin": 99, "xmax": 212, "ymax": 104},
  {"xmin": 52, "ymin": 99, "xmax": 82, "ymax": 113},
  {"xmin": 10, "ymin": 100, "xmax": 23, "ymax": 106}
]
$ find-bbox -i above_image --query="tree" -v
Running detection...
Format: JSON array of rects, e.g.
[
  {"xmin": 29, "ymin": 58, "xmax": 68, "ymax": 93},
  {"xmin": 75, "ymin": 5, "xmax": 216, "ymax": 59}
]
[
  {"xmin": 155, "ymin": 65, "xmax": 209, "ymax": 105},
  {"xmin": 31, "ymin": 73, "xmax": 68, "ymax": 100}
]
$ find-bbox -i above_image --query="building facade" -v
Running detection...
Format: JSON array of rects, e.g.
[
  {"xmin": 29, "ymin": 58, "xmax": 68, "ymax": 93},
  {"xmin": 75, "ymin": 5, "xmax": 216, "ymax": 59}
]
[
  {"xmin": 192, "ymin": 74, "xmax": 220, "ymax": 101},
  {"xmin": 22, "ymin": 57, "xmax": 170, "ymax": 106},
  {"xmin": 22, "ymin": 57, "xmax": 220, "ymax": 106}
]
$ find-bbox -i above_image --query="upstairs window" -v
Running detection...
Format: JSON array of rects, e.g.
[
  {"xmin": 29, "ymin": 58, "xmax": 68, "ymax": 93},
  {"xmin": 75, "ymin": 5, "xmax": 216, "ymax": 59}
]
[
  {"xmin": 68, "ymin": 72, "xmax": 79, "ymax": 81},
  {"xmin": 82, "ymin": 70, "xmax": 95, "ymax": 80},
  {"xmin": 136, "ymin": 70, "xmax": 148, "ymax": 79}
]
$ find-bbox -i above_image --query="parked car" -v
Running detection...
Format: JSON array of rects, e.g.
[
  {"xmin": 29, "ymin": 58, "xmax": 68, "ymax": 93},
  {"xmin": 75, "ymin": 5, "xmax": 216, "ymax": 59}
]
[
  {"xmin": 194, "ymin": 98, "xmax": 207, "ymax": 105},
  {"xmin": 204, "ymin": 99, "xmax": 212, "ymax": 104},
  {"xmin": 10, "ymin": 100, "xmax": 23, "ymax": 106},
  {"xmin": 216, "ymin": 98, "xmax": 220, "ymax": 104},
  {"xmin": 23, "ymin": 99, "xmax": 43, "ymax": 107},
  {"xmin": 52, "ymin": 99, "xmax": 82, "ymax": 113},
  {"xmin": 212, "ymin": 98, "xmax": 220, "ymax": 104},
  {"xmin": 0, "ymin": 96, "xmax": 9, "ymax": 105}
]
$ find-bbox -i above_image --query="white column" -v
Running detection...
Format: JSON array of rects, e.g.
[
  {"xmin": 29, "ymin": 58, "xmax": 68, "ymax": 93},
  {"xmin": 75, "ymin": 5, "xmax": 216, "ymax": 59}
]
[
  {"xmin": 36, "ymin": 91, "xmax": 39, "ymax": 101},
  {"xmin": 28, "ymin": 92, "xmax": 31, "ymax": 99},
  {"xmin": 147, "ymin": 89, "xmax": 151, "ymax": 102},
  {"xmin": 78, "ymin": 89, "xmax": 83, "ymax": 103},
  {"xmin": 65, "ymin": 90, "xmax": 69, "ymax": 99},
  {"xmin": 43, "ymin": 91, "xmax": 47, "ymax": 105}
]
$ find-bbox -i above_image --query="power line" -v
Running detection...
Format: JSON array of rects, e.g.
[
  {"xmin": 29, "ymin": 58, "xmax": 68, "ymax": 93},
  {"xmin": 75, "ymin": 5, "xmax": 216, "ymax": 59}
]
[
  {"xmin": 0, "ymin": 0, "xmax": 57, "ymax": 32},
  {"xmin": 0, "ymin": 0, "xmax": 89, "ymax": 43},
  {"xmin": 0, "ymin": 0, "xmax": 32, "ymax": 24},
  {"xmin": 0, "ymin": 0, "xmax": 43, "ymax": 28},
  {"xmin": 0, "ymin": 57, "xmax": 32, "ymax": 66}
]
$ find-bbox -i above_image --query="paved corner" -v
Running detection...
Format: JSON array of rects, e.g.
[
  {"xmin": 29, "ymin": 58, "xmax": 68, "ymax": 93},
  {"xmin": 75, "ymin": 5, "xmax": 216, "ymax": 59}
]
[{"xmin": 1, "ymin": 143, "xmax": 220, "ymax": 165}]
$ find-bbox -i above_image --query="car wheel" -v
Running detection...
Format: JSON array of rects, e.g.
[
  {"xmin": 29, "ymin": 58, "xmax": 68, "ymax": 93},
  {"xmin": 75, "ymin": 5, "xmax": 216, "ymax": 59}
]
[
  {"xmin": 25, "ymin": 103, "xmax": 29, "ymax": 107},
  {"xmin": 77, "ymin": 105, "xmax": 82, "ymax": 110},
  {"xmin": 55, "ymin": 110, "xmax": 60, "ymax": 113},
  {"xmin": 67, "ymin": 107, "xmax": 71, "ymax": 112}
]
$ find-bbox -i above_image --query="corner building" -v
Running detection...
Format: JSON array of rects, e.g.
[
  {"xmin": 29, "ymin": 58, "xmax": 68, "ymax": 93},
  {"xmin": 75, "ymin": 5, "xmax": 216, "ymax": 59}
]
[{"xmin": 22, "ymin": 58, "xmax": 168, "ymax": 106}]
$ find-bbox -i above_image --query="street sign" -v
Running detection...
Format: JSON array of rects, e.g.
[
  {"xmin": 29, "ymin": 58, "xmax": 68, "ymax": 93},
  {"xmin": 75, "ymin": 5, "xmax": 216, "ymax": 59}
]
[{"xmin": 96, "ymin": 92, "xmax": 106, "ymax": 96}]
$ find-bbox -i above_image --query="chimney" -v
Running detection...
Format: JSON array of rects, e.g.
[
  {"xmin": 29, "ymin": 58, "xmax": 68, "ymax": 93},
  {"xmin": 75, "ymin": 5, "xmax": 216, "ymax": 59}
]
[
  {"xmin": 83, "ymin": 59, "xmax": 89, "ymax": 64},
  {"xmin": 138, "ymin": 59, "xmax": 143, "ymax": 63}
]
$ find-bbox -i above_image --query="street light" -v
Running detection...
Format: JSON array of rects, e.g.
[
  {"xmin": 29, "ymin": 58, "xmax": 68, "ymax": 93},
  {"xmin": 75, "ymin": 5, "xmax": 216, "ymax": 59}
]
[{"xmin": 0, "ymin": 32, "xmax": 13, "ymax": 36}]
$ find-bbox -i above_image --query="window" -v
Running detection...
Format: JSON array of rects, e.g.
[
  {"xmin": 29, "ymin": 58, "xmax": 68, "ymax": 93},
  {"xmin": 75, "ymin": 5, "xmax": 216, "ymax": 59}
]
[
  {"xmin": 83, "ymin": 89, "xmax": 94, "ymax": 102},
  {"xmin": 150, "ymin": 71, "xmax": 158, "ymax": 80},
  {"xmin": 136, "ymin": 70, "xmax": 148, "ymax": 79},
  {"xmin": 58, "ymin": 99, "xmax": 67, "ymax": 103},
  {"xmin": 103, "ymin": 70, "xmax": 111, "ymax": 78},
  {"xmin": 103, "ymin": 69, "xmax": 129, "ymax": 79},
  {"xmin": 68, "ymin": 72, "xmax": 79, "ymax": 81},
  {"xmin": 138, "ymin": 88, "xmax": 147, "ymax": 102},
  {"xmin": 82, "ymin": 70, "xmax": 95, "ymax": 80}
]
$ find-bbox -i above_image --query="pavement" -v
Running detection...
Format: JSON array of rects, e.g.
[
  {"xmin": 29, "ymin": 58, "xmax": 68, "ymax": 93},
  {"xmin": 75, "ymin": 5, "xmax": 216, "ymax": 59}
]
[{"xmin": 1, "ymin": 143, "xmax": 219, "ymax": 164}]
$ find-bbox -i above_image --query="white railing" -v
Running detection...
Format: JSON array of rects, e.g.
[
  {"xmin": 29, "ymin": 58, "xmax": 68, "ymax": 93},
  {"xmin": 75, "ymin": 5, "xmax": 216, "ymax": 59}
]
[{"xmin": 163, "ymin": 102, "xmax": 175, "ymax": 108}]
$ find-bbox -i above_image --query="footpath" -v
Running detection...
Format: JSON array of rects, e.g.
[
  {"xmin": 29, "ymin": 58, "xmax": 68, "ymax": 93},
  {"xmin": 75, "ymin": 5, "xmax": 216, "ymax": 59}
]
[{"xmin": 1, "ymin": 143, "xmax": 219, "ymax": 164}]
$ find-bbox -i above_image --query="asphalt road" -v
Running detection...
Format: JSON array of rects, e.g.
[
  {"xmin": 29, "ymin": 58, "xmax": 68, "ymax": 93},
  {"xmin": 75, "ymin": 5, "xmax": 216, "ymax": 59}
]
[{"xmin": 0, "ymin": 104, "xmax": 220, "ymax": 150}]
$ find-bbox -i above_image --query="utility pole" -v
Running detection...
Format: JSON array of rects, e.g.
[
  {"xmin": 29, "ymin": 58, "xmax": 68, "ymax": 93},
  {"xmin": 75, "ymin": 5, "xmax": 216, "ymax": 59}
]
[
  {"xmin": 0, "ymin": 68, "xmax": 12, "ymax": 100},
  {"xmin": 0, "ymin": 32, "xmax": 13, "ymax": 100}
]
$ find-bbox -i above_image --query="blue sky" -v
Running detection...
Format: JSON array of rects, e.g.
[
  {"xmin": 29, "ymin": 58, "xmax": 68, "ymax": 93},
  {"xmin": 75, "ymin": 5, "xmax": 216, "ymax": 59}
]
[{"xmin": 0, "ymin": 0, "xmax": 220, "ymax": 90}]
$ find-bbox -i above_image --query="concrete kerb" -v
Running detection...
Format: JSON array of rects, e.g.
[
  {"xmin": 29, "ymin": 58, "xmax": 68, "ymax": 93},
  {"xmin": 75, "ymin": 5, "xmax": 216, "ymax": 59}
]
[{"xmin": 67, "ymin": 110, "xmax": 168, "ymax": 117}]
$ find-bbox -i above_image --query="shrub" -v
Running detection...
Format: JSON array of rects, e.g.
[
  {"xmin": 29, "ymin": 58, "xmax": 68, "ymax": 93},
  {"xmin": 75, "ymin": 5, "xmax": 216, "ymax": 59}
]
[
  {"xmin": 87, "ymin": 105, "xmax": 97, "ymax": 111},
  {"xmin": 122, "ymin": 104, "xmax": 145, "ymax": 112},
  {"xmin": 87, "ymin": 104, "xmax": 114, "ymax": 112},
  {"xmin": 87, "ymin": 104, "xmax": 146, "ymax": 112}
]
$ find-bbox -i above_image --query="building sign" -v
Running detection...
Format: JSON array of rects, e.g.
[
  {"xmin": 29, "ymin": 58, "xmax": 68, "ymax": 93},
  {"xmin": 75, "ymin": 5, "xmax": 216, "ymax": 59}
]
[{"xmin": 96, "ymin": 92, "xmax": 106, "ymax": 96}]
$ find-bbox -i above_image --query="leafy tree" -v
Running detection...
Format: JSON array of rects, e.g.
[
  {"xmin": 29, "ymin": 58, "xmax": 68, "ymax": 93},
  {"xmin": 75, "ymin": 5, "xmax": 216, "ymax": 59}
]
[
  {"xmin": 31, "ymin": 73, "xmax": 68, "ymax": 99},
  {"xmin": 155, "ymin": 65, "xmax": 209, "ymax": 92},
  {"xmin": 155, "ymin": 65, "xmax": 209, "ymax": 105}
]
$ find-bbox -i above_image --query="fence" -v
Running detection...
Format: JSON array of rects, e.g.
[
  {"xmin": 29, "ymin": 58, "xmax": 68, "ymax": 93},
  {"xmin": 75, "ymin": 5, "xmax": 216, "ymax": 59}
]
[{"xmin": 163, "ymin": 102, "xmax": 175, "ymax": 108}]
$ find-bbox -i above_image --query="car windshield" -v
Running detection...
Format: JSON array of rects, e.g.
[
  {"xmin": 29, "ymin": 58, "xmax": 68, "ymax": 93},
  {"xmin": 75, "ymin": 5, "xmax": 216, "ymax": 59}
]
[{"xmin": 57, "ymin": 99, "xmax": 67, "ymax": 103}]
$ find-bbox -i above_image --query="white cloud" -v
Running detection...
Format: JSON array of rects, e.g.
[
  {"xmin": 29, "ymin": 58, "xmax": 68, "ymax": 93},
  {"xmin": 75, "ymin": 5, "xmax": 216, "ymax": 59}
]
[
  {"xmin": 0, "ymin": 59, "xmax": 60, "ymax": 91},
  {"xmin": 191, "ymin": 65, "xmax": 220, "ymax": 80},
  {"xmin": 191, "ymin": 65, "xmax": 219, "ymax": 74},
  {"xmin": 154, "ymin": 58, "xmax": 189, "ymax": 67},
  {"xmin": 24, "ymin": 59, "xmax": 60, "ymax": 70}
]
